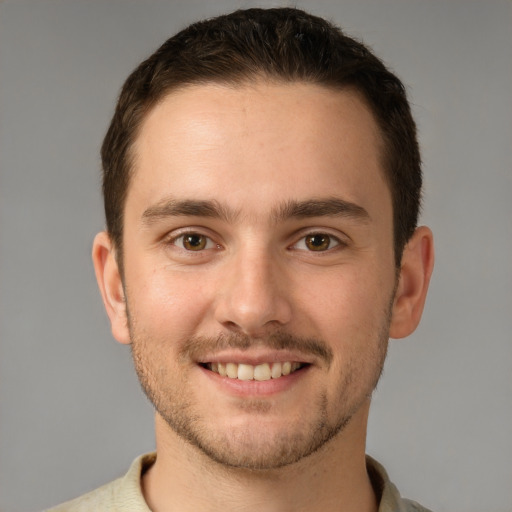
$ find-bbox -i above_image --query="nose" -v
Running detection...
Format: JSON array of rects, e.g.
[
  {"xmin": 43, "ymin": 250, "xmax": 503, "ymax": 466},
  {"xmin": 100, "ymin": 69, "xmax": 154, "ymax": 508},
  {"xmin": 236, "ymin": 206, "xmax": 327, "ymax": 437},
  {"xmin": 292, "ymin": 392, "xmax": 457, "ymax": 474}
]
[{"xmin": 214, "ymin": 246, "xmax": 293, "ymax": 337}]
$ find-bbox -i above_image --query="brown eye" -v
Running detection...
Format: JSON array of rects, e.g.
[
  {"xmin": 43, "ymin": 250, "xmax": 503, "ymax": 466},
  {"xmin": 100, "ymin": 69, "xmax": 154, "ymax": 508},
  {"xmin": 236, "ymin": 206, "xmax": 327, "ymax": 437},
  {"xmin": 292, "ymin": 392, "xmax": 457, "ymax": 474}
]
[
  {"xmin": 181, "ymin": 234, "xmax": 207, "ymax": 251},
  {"xmin": 304, "ymin": 234, "xmax": 331, "ymax": 251}
]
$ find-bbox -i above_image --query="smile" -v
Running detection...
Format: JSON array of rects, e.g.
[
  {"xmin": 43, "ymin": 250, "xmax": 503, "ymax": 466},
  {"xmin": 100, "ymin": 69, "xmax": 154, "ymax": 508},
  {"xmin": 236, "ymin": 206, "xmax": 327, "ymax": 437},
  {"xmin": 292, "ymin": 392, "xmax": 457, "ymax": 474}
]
[{"xmin": 202, "ymin": 362, "xmax": 307, "ymax": 381}]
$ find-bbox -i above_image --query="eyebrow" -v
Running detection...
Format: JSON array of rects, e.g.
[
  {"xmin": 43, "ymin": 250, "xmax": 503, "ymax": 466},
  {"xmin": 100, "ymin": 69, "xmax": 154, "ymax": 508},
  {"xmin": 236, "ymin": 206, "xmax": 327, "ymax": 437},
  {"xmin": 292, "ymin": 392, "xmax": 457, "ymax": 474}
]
[
  {"xmin": 273, "ymin": 198, "xmax": 370, "ymax": 223},
  {"xmin": 142, "ymin": 199, "xmax": 236, "ymax": 225},
  {"xmin": 141, "ymin": 197, "xmax": 370, "ymax": 225}
]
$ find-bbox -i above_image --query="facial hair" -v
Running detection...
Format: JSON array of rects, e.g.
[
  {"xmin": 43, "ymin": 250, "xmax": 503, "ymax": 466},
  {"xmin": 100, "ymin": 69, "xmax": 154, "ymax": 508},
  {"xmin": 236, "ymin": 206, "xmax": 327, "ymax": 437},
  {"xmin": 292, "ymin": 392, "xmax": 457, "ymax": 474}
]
[{"xmin": 129, "ymin": 305, "xmax": 391, "ymax": 471}]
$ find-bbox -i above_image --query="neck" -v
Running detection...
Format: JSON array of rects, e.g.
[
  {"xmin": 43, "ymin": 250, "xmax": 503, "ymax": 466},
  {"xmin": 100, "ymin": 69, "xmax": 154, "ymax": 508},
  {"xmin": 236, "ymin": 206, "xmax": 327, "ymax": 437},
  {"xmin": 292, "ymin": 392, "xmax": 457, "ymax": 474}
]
[{"xmin": 142, "ymin": 406, "xmax": 378, "ymax": 512}]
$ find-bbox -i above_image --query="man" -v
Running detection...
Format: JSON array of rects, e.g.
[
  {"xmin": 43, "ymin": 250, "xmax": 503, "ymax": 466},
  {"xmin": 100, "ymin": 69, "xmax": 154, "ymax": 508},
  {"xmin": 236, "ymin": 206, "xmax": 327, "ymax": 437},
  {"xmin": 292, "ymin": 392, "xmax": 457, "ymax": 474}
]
[{"xmin": 49, "ymin": 7, "xmax": 434, "ymax": 512}]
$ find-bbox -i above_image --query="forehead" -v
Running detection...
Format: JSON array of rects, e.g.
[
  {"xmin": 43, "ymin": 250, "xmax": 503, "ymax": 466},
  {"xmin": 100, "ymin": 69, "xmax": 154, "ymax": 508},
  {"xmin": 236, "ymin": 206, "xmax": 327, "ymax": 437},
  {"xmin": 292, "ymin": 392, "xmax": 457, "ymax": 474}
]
[{"xmin": 128, "ymin": 81, "xmax": 389, "ymax": 220}]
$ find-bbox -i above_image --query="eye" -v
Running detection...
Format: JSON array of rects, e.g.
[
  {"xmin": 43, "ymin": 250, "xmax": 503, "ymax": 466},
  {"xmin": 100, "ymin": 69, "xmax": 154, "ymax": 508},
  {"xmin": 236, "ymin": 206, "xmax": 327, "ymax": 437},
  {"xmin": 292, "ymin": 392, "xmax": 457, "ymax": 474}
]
[
  {"xmin": 173, "ymin": 233, "xmax": 216, "ymax": 251},
  {"xmin": 294, "ymin": 233, "xmax": 341, "ymax": 252}
]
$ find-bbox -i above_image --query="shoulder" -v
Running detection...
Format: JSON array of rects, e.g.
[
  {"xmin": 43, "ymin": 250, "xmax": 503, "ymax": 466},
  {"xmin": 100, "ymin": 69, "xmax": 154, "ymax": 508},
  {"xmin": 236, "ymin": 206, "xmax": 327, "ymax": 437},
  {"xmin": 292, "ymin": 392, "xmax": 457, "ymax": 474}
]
[
  {"xmin": 45, "ymin": 453, "xmax": 156, "ymax": 512},
  {"xmin": 45, "ymin": 478, "xmax": 121, "ymax": 512},
  {"xmin": 401, "ymin": 498, "xmax": 434, "ymax": 512},
  {"xmin": 366, "ymin": 455, "xmax": 434, "ymax": 512}
]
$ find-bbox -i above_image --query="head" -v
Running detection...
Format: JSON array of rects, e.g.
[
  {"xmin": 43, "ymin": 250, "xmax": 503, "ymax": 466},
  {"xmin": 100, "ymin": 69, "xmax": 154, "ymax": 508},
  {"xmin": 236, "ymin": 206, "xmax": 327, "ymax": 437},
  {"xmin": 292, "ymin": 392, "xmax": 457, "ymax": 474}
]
[
  {"xmin": 101, "ymin": 7, "xmax": 421, "ymax": 272},
  {"xmin": 93, "ymin": 8, "xmax": 433, "ymax": 471}
]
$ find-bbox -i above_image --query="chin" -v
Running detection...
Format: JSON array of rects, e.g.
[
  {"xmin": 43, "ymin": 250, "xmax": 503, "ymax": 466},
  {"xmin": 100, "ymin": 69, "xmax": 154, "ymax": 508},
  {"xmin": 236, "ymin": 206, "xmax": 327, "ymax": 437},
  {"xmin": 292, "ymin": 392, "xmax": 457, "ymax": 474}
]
[{"xmin": 158, "ymin": 397, "xmax": 353, "ymax": 471}]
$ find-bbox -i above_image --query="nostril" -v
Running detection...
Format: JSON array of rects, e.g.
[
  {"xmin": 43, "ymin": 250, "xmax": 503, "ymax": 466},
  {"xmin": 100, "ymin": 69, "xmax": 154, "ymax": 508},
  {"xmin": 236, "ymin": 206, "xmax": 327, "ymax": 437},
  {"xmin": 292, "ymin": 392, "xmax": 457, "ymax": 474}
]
[{"xmin": 223, "ymin": 320, "xmax": 241, "ymax": 331}]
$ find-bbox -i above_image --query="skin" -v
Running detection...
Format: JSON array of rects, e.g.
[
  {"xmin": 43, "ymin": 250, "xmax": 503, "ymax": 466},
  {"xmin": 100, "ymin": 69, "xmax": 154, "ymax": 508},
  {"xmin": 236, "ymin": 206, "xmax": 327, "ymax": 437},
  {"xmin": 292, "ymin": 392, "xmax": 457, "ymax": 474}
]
[{"xmin": 93, "ymin": 82, "xmax": 434, "ymax": 512}]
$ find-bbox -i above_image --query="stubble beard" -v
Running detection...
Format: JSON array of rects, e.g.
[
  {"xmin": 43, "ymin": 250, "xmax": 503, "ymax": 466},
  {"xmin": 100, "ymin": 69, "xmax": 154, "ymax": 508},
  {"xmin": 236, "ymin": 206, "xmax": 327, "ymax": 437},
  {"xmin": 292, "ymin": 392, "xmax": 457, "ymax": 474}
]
[{"xmin": 129, "ymin": 310, "xmax": 391, "ymax": 471}]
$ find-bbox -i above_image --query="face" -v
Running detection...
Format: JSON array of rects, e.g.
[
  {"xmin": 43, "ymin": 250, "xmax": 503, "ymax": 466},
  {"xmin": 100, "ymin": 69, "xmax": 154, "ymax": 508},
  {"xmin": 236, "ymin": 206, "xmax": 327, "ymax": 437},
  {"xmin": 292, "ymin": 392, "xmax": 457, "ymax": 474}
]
[{"xmin": 116, "ymin": 82, "xmax": 398, "ymax": 469}]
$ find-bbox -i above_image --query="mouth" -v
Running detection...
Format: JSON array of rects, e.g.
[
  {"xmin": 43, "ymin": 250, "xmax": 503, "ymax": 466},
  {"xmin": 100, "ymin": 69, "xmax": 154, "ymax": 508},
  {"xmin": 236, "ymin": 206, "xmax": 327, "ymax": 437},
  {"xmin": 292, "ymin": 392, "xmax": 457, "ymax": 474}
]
[{"xmin": 199, "ymin": 361, "xmax": 309, "ymax": 381}]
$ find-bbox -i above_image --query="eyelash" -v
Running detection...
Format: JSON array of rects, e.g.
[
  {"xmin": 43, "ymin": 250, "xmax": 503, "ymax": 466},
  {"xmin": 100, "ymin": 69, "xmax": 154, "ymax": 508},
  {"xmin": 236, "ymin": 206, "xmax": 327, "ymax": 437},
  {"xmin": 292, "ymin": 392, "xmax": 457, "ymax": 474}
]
[
  {"xmin": 166, "ymin": 230, "xmax": 346, "ymax": 254},
  {"xmin": 291, "ymin": 233, "xmax": 343, "ymax": 252},
  {"xmin": 169, "ymin": 231, "xmax": 220, "ymax": 252}
]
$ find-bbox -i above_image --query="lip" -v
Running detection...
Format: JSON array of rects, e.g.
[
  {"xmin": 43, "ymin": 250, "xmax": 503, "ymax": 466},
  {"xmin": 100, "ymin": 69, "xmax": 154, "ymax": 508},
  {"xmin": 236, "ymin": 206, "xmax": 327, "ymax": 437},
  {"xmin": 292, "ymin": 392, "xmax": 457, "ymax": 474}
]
[
  {"xmin": 198, "ymin": 362, "xmax": 311, "ymax": 397},
  {"xmin": 196, "ymin": 349, "xmax": 317, "ymax": 366}
]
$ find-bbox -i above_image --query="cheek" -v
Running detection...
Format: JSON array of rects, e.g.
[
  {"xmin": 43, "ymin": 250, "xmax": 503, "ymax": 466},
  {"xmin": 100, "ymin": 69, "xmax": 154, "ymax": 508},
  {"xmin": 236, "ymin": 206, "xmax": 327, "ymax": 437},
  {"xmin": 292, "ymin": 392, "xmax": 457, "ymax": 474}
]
[
  {"xmin": 297, "ymin": 264, "xmax": 393, "ymax": 382},
  {"xmin": 296, "ymin": 264, "xmax": 392, "ymax": 331},
  {"xmin": 126, "ymin": 265, "xmax": 215, "ymax": 340}
]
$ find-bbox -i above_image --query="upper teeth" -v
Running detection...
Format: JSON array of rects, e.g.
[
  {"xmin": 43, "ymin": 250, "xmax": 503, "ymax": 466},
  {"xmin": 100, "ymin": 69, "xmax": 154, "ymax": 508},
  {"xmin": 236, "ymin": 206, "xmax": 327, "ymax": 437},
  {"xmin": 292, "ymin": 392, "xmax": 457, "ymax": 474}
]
[{"xmin": 207, "ymin": 362, "xmax": 303, "ymax": 381}]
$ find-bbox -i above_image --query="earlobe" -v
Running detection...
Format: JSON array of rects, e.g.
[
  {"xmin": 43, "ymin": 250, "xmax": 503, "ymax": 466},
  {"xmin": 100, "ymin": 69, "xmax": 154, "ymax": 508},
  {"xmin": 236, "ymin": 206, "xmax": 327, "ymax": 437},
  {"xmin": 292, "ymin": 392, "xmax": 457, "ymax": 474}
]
[
  {"xmin": 92, "ymin": 231, "xmax": 131, "ymax": 345},
  {"xmin": 389, "ymin": 226, "xmax": 435, "ymax": 339}
]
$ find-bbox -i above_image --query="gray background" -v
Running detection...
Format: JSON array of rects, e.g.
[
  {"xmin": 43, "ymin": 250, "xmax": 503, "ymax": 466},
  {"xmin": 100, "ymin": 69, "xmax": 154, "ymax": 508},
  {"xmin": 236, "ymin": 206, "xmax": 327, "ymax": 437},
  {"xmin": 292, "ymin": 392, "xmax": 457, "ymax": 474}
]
[{"xmin": 1, "ymin": 1, "xmax": 511, "ymax": 511}]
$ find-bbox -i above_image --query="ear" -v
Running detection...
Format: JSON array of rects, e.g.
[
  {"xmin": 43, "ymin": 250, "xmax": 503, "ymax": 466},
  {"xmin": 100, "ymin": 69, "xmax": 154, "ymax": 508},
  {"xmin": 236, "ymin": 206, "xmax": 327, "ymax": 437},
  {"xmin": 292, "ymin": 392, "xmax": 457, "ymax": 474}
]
[
  {"xmin": 92, "ymin": 231, "xmax": 131, "ymax": 344},
  {"xmin": 389, "ymin": 226, "xmax": 435, "ymax": 339}
]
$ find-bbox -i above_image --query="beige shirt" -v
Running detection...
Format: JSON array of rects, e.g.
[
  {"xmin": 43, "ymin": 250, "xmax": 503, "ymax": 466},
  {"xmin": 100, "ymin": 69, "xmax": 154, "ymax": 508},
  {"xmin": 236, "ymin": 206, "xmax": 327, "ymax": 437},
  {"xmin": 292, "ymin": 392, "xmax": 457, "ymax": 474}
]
[{"xmin": 46, "ymin": 453, "xmax": 432, "ymax": 512}]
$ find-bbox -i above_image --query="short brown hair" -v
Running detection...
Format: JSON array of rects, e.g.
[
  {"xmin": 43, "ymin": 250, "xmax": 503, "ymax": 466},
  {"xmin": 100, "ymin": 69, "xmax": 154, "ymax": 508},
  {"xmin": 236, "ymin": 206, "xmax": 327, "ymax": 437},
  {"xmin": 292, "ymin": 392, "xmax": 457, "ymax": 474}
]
[{"xmin": 101, "ymin": 7, "xmax": 422, "ymax": 268}]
